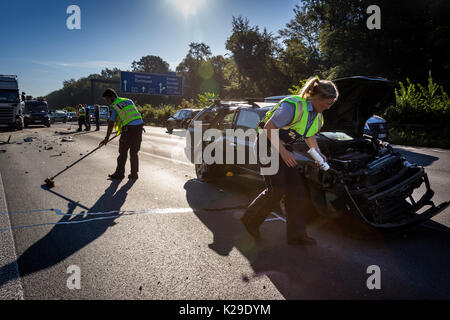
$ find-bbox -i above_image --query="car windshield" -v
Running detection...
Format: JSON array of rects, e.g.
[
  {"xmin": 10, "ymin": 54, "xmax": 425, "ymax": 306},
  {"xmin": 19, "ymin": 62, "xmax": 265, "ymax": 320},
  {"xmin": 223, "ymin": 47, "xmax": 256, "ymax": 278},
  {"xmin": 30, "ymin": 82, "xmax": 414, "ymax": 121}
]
[
  {"xmin": 25, "ymin": 102, "xmax": 48, "ymax": 113},
  {"xmin": 320, "ymin": 132, "xmax": 354, "ymax": 141},
  {"xmin": 173, "ymin": 111, "xmax": 182, "ymax": 118},
  {"xmin": 0, "ymin": 89, "xmax": 19, "ymax": 103}
]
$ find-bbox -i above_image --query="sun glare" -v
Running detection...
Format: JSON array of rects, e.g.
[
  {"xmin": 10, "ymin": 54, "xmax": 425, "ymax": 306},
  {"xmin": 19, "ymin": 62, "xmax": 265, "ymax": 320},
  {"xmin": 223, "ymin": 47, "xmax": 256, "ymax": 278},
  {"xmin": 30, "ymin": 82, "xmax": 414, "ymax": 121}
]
[{"xmin": 167, "ymin": 0, "xmax": 206, "ymax": 20}]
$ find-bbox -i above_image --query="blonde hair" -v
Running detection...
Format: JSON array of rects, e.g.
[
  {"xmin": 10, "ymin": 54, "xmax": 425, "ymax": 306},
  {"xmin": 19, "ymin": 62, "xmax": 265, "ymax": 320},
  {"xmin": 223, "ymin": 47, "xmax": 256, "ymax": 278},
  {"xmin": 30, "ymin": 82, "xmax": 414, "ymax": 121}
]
[{"xmin": 300, "ymin": 77, "xmax": 339, "ymax": 101}]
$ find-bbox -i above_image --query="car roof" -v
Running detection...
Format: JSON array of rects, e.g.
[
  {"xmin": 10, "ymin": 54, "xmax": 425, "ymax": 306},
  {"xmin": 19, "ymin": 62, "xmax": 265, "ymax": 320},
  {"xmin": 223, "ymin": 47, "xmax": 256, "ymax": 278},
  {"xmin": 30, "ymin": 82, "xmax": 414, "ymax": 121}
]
[{"xmin": 264, "ymin": 95, "xmax": 288, "ymax": 102}]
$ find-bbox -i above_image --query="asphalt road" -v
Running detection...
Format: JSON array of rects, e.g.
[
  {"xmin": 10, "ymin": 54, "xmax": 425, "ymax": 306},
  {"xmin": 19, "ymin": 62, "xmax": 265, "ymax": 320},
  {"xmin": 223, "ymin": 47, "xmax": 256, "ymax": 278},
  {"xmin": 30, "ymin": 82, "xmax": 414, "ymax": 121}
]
[{"xmin": 0, "ymin": 123, "xmax": 449, "ymax": 300}]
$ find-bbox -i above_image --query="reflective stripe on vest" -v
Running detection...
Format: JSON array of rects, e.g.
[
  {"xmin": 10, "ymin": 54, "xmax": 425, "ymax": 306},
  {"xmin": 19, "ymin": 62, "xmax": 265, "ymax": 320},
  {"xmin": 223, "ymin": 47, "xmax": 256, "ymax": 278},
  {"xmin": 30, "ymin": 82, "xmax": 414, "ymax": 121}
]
[
  {"xmin": 259, "ymin": 95, "xmax": 324, "ymax": 140},
  {"xmin": 111, "ymin": 97, "xmax": 142, "ymax": 134},
  {"xmin": 78, "ymin": 108, "xmax": 86, "ymax": 117}
]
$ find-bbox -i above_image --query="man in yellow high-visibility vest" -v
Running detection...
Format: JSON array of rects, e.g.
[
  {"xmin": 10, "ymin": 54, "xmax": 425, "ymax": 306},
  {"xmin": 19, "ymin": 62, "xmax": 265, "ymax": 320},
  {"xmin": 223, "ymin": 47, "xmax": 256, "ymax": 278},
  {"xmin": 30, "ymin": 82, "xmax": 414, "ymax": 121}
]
[{"xmin": 99, "ymin": 88, "xmax": 143, "ymax": 180}]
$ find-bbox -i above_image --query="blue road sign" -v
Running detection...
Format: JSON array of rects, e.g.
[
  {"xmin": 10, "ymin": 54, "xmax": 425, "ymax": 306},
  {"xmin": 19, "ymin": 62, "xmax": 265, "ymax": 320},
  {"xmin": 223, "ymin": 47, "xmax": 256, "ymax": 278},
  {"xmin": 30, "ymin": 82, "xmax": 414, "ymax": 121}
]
[{"xmin": 120, "ymin": 71, "xmax": 183, "ymax": 96}]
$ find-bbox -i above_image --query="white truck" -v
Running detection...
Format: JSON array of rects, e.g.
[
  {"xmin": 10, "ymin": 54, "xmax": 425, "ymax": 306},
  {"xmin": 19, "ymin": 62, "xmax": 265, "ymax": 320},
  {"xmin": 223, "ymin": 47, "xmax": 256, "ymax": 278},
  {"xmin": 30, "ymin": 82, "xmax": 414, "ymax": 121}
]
[{"xmin": 0, "ymin": 75, "xmax": 24, "ymax": 130}]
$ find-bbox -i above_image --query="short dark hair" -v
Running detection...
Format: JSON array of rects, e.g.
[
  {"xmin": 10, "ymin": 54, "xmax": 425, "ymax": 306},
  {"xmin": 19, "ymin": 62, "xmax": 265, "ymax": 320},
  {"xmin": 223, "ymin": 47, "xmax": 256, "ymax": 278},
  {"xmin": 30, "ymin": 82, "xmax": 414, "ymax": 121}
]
[{"xmin": 102, "ymin": 88, "xmax": 118, "ymax": 99}]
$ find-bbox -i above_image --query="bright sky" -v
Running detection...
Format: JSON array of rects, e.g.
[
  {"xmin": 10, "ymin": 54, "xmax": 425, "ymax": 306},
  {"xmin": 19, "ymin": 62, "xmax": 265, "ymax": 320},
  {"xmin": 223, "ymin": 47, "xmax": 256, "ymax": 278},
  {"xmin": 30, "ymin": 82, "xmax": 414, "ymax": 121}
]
[{"xmin": 0, "ymin": 0, "xmax": 299, "ymax": 97}]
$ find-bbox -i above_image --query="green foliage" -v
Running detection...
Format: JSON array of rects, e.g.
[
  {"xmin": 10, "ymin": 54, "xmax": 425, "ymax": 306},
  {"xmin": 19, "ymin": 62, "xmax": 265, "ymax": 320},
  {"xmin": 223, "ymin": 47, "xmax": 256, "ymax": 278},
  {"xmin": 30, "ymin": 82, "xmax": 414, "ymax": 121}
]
[
  {"xmin": 288, "ymin": 78, "xmax": 309, "ymax": 95},
  {"xmin": 384, "ymin": 72, "xmax": 450, "ymax": 127},
  {"xmin": 137, "ymin": 104, "xmax": 182, "ymax": 126},
  {"xmin": 384, "ymin": 72, "xmax": 450, "ymax": 148},
  {"xmin": 176, "ymin": 42, "xmax": 228, "ymax": 99},
  {"xmin": 132, "ymin": 55, "xmax": 170, "ymax": 74},
  {"xmin": 196, "ymin": 92, "xmax": 220, "ymax": 109},
  {"xmin": 225, "ymin": 16, "xmax": 286, "ymax": 96},
  {"xmin": 63, "ymin": 106, "xmax": 76, "ymax": 112}
]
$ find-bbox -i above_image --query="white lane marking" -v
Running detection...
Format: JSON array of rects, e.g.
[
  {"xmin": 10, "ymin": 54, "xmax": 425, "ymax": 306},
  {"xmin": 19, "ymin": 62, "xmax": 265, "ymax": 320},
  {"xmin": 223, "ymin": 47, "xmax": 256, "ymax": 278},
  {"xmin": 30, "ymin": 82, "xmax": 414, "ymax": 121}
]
[
  {"xmin": 0, "ymin": 208, "xmax": 195, "ymax": 231},
  {"xmin": 268, "ymin": 211, "xmax": 287, "ymax": 223},
  {"xmin": 0, "ymin": 206, "xmax": 284, "ymax": 232},
  {"xmin": 140, "ymin": 150, "xmax": 193, "ymax": 167},
  {"xmin": 0, "ymin": 172, "xmax": 24, "ymax": 299}
]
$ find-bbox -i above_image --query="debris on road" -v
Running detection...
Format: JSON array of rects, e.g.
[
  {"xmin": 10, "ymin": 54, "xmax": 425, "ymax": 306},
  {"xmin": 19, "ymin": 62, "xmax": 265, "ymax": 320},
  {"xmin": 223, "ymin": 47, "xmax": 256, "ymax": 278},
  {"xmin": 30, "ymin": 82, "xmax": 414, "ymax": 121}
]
[
  {"xmin": 61, "ymin": 136, "xmax": 74, "ymax": 142},
  {"xmin": 0, "ymin": 150, "xmax": 6, "ymax": 153},
  {"xmin": 24, "ymin": 137, "xmax": 34, "ymax": 142},
  {"xmin": 45, "ymin": 146, "xmax": 53, "ymax": 150},
  {"xmin": 7, "ymin": 135, "xmax": 11, "ymax": 143}
]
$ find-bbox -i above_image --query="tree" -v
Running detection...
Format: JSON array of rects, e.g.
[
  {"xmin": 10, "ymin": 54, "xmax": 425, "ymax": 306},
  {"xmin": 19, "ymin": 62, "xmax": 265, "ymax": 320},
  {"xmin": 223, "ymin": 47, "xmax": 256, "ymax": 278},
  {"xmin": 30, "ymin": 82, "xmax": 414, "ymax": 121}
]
[
  {"xmin": 279, "ymin": 4, "xmax": 323, "ymax": 83},
  {"xmin": 225, "ymin": 16, "xmax": 287, "ymax": 96},
  {"xmin": 177, "ymin": 42, "xmax": 224, "ymax": 99},
  {"xmin": 131, "ymin": 55, "xmax": 170, "ymax": 74},
  {"xmin": 187, "ymin": 42, "xmax": 212, "ymax": 61},
  {"xmin": 295, "ymin": 0, "xmax": 450, "ymax": 89}
]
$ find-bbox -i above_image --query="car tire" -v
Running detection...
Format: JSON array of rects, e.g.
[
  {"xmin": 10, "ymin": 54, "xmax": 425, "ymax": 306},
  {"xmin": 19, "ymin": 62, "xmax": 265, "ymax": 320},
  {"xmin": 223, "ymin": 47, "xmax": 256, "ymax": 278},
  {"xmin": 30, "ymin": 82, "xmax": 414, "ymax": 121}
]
[
  {"xmin": 167, "ymin": 128, "xmax": 173, "ymax": 134},
  {"xmin": 195, "ymin": 162, "xmax": 223, "ymax": 183}
]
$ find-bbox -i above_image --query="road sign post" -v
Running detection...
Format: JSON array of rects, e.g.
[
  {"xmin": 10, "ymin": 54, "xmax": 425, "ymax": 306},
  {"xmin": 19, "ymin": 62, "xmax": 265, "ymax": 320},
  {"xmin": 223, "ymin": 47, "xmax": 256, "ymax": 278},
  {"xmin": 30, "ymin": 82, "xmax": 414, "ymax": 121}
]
[{"xmin": 120, "ymin": 71, "xmax": 183, "ymax": 96}]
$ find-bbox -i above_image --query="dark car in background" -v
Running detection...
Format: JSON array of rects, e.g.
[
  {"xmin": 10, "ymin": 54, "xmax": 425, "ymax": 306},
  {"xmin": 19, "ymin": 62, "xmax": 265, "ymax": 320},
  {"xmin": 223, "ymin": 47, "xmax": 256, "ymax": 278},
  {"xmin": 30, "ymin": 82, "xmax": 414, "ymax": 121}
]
[
  {"xmin": 67, "ymin": 112, "xmax": 77, "ymax": 122},
  {"xmin": 167, "ymin": 108, "xmax": 201, "ymax": 133},
  {"xmin": 363, "ymin": 115, "xmax": 389, "ymax": 140},
  {"xmin": 185, "ymin": 77, "xmax": 449, "ymax": 228},
  {"xmin": 88, "ymin": 105, "xmax": 109, "ymax": 123},
  {"xmin": 24, "ymin": 100, "xmax": 51, "ymax": 127}
]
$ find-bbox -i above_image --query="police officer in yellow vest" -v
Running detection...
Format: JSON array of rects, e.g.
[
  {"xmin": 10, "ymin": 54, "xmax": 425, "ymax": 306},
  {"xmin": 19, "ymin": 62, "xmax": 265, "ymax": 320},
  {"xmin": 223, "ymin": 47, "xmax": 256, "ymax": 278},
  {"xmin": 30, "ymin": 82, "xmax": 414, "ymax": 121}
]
[
  {"xmin": 99, "ymin": 88, "xmax": 143, "ymax": 180},
  {"xmin": 241, "ymin": 78, "xmax": 339, "ymax": 245},
  {"xmin": 77, "ymin": 104, "xmax": 88, "ymax": 132}
]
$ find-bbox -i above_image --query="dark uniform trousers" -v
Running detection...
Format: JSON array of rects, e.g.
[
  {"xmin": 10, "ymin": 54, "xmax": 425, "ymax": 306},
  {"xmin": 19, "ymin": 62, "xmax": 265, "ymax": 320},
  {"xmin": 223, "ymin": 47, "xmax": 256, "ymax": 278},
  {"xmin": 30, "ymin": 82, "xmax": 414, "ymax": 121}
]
[
  {"xmin": 241, "ymin": 138, "xmax": 313, "ymax": 241},
  {"xmin": 95, "ymin": 111, "xmax": 100, "ymax": 130},
  {"xmin": 115, "ymin": 125, "xmax": 143, "ymax": 176},
  {"xmin": 78, "ymin": 116, "xmax": 87, "ymax": 131}
]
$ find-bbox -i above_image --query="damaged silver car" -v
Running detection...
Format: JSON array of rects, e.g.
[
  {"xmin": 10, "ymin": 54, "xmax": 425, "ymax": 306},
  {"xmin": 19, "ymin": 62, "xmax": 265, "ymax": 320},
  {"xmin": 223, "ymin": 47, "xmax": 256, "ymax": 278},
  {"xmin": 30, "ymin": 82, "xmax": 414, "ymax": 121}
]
[{"xmin": 186, "ymin": 76, "xmax": 450, "ymax": 228}]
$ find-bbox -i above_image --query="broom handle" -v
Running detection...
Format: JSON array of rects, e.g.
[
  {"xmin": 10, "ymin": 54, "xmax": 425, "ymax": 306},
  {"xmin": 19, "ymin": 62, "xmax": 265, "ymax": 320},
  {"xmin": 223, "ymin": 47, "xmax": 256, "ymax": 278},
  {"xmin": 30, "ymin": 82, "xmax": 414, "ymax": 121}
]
[{"xmin": 50, "ymin": 134, "xmax": 120, "ymax": 180}]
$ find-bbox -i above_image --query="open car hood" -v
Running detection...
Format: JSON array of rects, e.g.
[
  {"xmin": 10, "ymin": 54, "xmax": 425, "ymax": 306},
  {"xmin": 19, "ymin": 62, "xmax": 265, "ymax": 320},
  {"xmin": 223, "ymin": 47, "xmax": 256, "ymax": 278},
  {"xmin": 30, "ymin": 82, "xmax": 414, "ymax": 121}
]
[{"xmin": 321, "ymin": 76, "xmax": 396, "ymax": 137}]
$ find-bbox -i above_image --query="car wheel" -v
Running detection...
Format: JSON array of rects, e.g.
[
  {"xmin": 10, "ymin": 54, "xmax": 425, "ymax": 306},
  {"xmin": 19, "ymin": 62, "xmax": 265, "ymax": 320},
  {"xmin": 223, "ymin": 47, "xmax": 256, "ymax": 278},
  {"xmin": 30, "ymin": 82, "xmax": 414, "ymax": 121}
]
[
  {"xmin": 167, "ymin": 128, "xmax": 173, "ymax": 134},
  {"xmin": 195, "ymin": 162, "xmax": 223, "ymax": 183}
]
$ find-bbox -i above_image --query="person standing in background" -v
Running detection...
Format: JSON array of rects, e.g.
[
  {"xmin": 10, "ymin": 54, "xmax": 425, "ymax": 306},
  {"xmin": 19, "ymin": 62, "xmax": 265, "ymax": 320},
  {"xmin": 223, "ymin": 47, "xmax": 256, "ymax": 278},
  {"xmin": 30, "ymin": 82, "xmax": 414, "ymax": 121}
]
[
  {"xmin": 94, "ymin": 105, "xmax": 100, "ymax": 131},
  {"xmin": 84, "ymin": 104, "xmax": 91, "ymax": 131},
  {"xmin": 77, "ymin": 104, "xmax": 86, "ymax": 132}
]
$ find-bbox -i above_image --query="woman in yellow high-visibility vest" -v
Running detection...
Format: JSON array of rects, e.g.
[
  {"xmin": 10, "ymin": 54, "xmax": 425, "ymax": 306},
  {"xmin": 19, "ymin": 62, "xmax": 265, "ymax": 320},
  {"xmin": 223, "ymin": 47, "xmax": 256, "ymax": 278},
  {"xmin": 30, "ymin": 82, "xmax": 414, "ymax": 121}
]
[{"xmin": 241, "ymin": 77, "xmax": 339, "ymax": 245}]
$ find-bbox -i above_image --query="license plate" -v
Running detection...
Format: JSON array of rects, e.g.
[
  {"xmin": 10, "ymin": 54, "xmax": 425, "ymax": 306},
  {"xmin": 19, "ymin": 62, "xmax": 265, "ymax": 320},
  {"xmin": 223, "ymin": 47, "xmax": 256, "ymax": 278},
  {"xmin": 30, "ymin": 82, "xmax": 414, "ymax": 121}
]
[{"xmin": 379, "ymin": 134, "xmax": 387, "ymax": 139}]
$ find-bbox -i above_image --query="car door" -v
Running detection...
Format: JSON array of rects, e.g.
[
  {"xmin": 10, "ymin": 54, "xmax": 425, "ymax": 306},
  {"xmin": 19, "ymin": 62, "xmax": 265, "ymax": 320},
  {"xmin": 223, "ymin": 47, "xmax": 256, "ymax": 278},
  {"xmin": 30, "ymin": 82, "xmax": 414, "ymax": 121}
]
[
  {"xmin": 231, "ymin": 109, "xmax": 261, "ymax": 172},
  {"xmin": 186, "ymin": 106, "xmax": 221, "ymax": 163}
]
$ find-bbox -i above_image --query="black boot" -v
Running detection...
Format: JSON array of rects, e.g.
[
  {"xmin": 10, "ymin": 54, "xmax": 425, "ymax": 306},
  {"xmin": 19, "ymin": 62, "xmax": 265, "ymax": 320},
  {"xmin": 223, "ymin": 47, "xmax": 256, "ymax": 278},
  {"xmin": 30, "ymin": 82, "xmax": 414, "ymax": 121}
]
[
  {"xmin": 128, "ymin": 173, "xmax": 138, "ymax": 180},
  {"xmin": 108, "ymin": 172, "xmax": 124, "ymax": 180}
]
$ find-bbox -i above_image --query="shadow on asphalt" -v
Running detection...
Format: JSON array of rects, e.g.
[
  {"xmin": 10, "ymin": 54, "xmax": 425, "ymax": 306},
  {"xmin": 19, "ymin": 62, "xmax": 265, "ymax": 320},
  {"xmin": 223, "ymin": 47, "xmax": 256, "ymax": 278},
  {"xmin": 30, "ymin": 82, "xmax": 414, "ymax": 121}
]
[
  {"xmin": 184, "ymin": 177, "xmax": 450, "ymax": 299},
  {"xmin": 0, "ymin": 179, "xmax": 136, "ymax": 289},
  {"xmin": 394, "ymin": 147, "xmax": 440, "ymax": 167}
]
